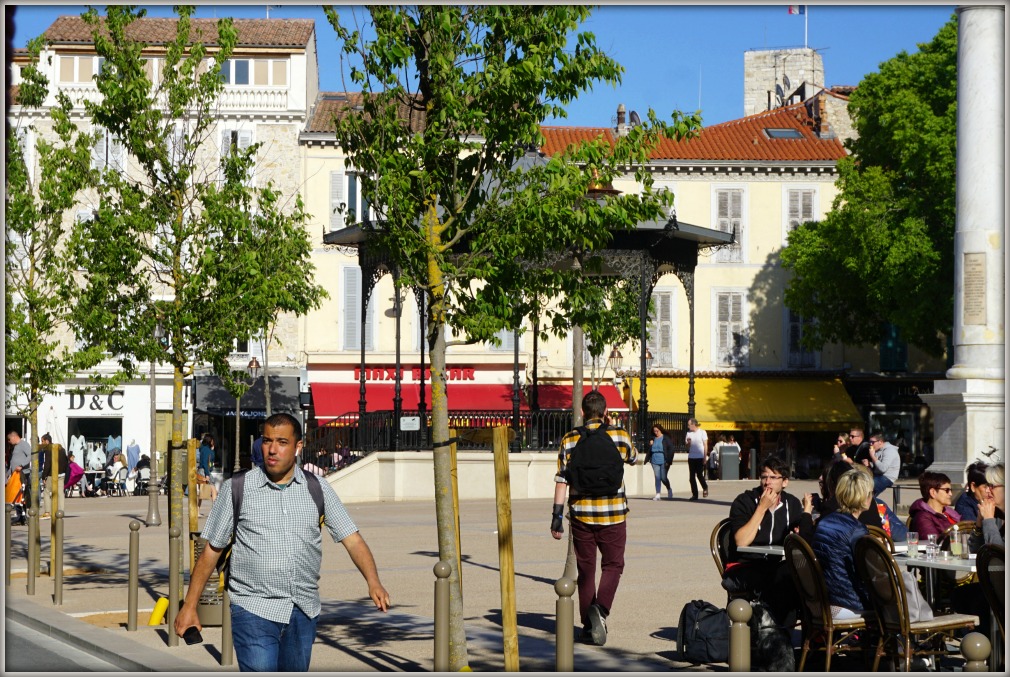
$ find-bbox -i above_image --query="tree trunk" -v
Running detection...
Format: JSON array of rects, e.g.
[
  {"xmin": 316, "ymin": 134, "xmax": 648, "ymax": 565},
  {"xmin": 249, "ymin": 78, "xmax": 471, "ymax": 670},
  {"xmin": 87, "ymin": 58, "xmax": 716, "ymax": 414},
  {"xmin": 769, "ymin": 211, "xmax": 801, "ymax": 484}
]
[
  {"xmin": 263, "ymin": 329, "xmax": 272, "ymax": 417},
  {"xmin": 29, "ymin": 404, "xmax": 41, "ymax": 575},
  {"xmin": 572, "ymin": 326, "xmax": 584, "ymax": 427},
  {"xmin": 171, "ymin": 366, "xmax": 185, "ymax": 587},
  {"xmin": 425, "ymin": 208, "xmax": 470, "ymax": 669}
]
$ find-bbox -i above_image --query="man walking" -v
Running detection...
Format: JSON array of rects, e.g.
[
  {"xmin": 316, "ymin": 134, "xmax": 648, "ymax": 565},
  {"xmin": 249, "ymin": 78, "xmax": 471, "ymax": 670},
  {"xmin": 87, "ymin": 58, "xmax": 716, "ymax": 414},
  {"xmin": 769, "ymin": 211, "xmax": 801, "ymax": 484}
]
[
  {"xmin": 7, "ymin": 430, "xmax": 33, "ymax": 509},
  {"xmin": 175, "ymin": 413, "xmax": 389, "ymax": 671},
  {"xmin": 866, "ymin": 433, "xmax": 901, "ymax": 497},
  {"xmin": 550, "ymin": 390, "xmax": 636, "ymax": 646},
  {"xmin": 685, "ymin": 418, "xmax": 709, "ymax": 500},
  {"xmin": 39, "ymin": 433, "xmax": 68, "ymax": 518}
]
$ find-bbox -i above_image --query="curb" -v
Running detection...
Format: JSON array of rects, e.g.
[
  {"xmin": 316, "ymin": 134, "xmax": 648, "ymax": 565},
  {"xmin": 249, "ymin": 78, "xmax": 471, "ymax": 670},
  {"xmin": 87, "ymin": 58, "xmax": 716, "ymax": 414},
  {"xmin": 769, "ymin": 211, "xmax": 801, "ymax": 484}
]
[{"xmin": 5, "ymin": 595, "xmax": 210, "ymax": 673}]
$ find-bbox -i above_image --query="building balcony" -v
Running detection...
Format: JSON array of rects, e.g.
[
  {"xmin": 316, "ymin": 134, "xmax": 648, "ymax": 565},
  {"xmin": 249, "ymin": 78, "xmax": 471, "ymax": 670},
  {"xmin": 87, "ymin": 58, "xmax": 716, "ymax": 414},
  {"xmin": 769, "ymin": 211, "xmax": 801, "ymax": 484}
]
[{"xmin": 55, "ymin": 83, "xmax": 301, "ymax": 116}]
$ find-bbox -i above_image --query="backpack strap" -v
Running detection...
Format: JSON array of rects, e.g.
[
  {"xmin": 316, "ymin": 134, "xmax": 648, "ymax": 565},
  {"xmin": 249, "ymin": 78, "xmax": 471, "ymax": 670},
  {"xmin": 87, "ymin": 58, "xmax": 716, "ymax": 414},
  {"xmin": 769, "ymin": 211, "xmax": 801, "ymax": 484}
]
[{"xmin": 303, "ymin": 470, "xmax": 326, "ymax": 528}]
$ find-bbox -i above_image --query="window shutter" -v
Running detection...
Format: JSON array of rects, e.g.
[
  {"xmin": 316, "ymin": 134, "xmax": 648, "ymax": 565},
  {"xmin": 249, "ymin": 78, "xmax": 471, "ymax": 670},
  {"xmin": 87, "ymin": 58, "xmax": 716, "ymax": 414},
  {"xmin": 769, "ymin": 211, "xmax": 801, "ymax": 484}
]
[
  {"xmin": 493, "ymin": 328, "xmax": 515, "ymax": 352},
  {"xmin": 716, "ymin": 190, "xmax": 743, "ymax": 262},
  {"xmin": 92, "ymin": 127, "xmax": 107, "ymax": 169},
  {"xmin": 343, "ymin": 267, "xmax": 360, "ymax": 349},
  {"xmin": 330, "ymin": 170, "xmax": 346, "ymax": 230},
  {"xmin": 110, "ymin": 135, "xmax": 126, "ymax": 173},
  {"xmin": 788, "ymin": 191, "xmax": 801, "ymax": 229},
  {"xmin": 649, "ymin": 292, "xmax": 673, "ymax": 366}
]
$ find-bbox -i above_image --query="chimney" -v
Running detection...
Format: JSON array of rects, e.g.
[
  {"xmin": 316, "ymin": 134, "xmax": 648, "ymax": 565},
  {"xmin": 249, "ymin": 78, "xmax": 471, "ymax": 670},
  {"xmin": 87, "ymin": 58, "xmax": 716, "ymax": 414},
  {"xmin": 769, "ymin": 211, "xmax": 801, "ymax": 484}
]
[{"xmin": 616, "ymin": 103, "xmax": 627, "ymax": 136}]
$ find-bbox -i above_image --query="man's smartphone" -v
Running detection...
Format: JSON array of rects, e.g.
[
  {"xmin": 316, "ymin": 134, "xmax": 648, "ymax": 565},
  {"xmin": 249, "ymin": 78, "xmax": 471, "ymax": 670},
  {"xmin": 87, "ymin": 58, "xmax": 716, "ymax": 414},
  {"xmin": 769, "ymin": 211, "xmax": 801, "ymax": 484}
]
[{"xmin": 183, "ymin": 626, "xmax": 203, "ymax": 645}]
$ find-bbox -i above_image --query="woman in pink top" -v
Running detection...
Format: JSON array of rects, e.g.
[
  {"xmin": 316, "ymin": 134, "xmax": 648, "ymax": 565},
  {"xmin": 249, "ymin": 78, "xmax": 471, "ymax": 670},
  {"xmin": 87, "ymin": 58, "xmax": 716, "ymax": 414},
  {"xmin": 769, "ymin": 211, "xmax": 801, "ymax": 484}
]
[{"xmin": 907, "ymin": 470, "xmax": 961, "ymax": 542}]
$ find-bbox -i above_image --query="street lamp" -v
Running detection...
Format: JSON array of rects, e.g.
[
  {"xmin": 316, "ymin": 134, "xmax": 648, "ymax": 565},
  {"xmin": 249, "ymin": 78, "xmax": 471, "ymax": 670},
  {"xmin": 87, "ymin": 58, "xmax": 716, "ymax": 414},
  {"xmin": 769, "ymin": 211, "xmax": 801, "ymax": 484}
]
[
  {"xmin": 645, "ymin": 348, "xmax": 654, "ymax": 371},
  {"xmin": 606, "ymin": 348, "xmax": 624, "ymax": 374},
  {"xmin": 145, "ymin": 321, "xmax": 164, "ymax": 527},
  {"xmin": 233, "ymin": 356, "xmax": 262, "ymax": 474}
]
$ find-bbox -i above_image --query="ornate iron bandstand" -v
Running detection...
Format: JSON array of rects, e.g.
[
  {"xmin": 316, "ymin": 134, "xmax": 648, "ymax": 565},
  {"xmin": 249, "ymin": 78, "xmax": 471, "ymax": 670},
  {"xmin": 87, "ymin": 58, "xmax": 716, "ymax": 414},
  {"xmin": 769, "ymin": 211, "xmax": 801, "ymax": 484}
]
[{"xmin": 320, "ymin": 197, "xmax": 731, "ymax": 456}]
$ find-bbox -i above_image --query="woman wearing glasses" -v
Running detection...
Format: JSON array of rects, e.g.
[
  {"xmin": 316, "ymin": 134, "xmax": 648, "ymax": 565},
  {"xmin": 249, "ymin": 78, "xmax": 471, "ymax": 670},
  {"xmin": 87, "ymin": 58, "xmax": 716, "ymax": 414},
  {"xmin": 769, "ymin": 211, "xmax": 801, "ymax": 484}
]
[
  {"xmin": 969, "ymin": 462, "xmax": 1004, "ymax": 550},
  {"xmin": 907, "ymin": 471, "xmax": 961, "ymax": 542},
  {"xmin": 831, "ymin": 432, "xmax": 850, "ymax": 464}
]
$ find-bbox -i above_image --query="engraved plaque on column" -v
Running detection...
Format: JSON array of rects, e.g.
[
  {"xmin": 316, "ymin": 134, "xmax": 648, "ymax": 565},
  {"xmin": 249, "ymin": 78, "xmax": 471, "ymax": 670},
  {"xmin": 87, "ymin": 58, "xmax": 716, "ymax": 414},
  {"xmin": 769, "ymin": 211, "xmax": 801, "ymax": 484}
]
[{"xmin": 962, "ymin": 252, "xmax": 987, "ymax": 325}]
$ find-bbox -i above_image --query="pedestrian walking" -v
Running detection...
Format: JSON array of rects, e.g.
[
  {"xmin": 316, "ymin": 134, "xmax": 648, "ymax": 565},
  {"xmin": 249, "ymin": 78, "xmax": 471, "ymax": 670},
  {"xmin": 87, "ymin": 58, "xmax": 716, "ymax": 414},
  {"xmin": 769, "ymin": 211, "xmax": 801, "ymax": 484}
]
[
  {"xmin": 685, "ymin": 418, "xmax": 709, "ymax": 500},
  {"xmin": 648, "ymin": 423, "xmax": 674, "ymax": 500},
  {"xmin": 175, "ymin": 413, "xmax": 389, "ymax": 671},
  {"xmin": 550, "ymin": 390, "xmax": 636, "ymax": 646}
]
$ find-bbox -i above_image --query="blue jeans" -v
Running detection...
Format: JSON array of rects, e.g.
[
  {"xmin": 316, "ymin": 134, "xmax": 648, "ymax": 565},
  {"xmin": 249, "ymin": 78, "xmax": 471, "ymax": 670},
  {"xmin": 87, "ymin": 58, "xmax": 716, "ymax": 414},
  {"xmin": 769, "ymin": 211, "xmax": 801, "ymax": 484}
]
[
  {"xmin": 651, "ymin": 462, "xmax": 671, "ymax": 494},
  {"xmin": 230, "ymin": 603, "xmax": 318, "ymax": 672},
  {"xmin": 873, "ymin": 474, "xmax": 893, "ymax": 498}
]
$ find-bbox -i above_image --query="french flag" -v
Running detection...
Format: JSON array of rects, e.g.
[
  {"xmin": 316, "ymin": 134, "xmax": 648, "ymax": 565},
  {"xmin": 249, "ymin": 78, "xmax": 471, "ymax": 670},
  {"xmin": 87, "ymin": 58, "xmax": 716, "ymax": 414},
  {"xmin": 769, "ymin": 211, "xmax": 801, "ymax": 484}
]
[{"xmin": 787, "ymin": 5, "xmax": 805, "ymax": 15}]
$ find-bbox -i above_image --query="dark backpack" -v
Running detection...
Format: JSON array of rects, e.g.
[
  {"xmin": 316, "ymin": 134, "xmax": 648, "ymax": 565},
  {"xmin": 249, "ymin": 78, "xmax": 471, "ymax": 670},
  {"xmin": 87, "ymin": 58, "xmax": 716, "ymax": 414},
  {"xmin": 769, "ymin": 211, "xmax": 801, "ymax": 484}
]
[
  {"xmin": 677, "ymin": 599, "xmax": 730, "ymax": 664},
  {"xmin": 566, "ymin": 424, "xmax": 625, "ymax": 497}
]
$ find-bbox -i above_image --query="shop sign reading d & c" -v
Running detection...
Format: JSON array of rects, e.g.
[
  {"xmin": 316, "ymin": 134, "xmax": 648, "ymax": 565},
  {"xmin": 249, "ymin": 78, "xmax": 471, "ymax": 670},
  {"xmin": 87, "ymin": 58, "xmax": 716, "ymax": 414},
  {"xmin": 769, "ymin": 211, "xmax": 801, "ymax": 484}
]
[{"xmin": 67, "ymin": 390, "xmax": 125, "ymax": 416}]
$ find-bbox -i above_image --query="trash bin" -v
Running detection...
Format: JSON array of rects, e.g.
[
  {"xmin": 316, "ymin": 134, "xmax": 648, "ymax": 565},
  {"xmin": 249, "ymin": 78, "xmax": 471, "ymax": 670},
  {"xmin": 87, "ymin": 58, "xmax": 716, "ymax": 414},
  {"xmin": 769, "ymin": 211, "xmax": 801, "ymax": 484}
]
[
  {"xmin": 720, "ymin": 446, "xmax": 741, "ymax": 481},
  {"xmin": 192, "ymin": 533, "xmax": 224, "ymax": 626}
]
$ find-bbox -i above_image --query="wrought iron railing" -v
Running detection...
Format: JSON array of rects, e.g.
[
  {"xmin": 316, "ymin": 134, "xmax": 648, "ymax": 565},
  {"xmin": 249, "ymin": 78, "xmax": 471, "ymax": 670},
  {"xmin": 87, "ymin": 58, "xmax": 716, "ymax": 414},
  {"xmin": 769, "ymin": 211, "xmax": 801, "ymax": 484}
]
[{"xmin": 302, "ymin": 409, "xmax": 691, "ymax": 468}]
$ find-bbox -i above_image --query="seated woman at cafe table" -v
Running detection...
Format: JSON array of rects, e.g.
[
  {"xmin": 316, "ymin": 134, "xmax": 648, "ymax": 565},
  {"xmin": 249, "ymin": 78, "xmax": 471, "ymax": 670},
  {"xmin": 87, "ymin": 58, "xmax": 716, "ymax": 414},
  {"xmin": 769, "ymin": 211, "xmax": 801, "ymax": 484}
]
[
  {"xmin": 954, "ymin": 460, "xmax": 992, "ymax": 524},
  {"xmin": 908, "ymin": 471, "xmax": 961, "ymax": 543},
  {"xmin": 812, "ymin": 467, "xmax": 874, "ymax": 620},
  {"xmin": 968, "ymin": 462, "xmax": 1004, "ymax": 552},
  {"xmin": 818, "ymin": 460, "xmax": 907, "ymax": 541}
]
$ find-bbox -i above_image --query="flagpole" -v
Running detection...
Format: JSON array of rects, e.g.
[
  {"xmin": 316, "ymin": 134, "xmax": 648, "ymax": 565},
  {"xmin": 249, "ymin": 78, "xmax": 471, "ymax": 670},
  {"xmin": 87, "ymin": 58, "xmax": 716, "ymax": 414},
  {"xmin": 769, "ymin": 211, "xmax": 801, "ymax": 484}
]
[{"xmin": 804, "ymin": 6, "xmax": 809, "ymax": 49}]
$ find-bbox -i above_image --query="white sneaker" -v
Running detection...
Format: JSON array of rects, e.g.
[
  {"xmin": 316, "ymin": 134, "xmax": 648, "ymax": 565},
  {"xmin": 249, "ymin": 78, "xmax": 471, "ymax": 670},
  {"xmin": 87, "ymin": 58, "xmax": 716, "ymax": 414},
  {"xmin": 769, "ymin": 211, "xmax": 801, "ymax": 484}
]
[{"xmin": 652, "ymin": 493, "xmax": 661, "ymax": 501}]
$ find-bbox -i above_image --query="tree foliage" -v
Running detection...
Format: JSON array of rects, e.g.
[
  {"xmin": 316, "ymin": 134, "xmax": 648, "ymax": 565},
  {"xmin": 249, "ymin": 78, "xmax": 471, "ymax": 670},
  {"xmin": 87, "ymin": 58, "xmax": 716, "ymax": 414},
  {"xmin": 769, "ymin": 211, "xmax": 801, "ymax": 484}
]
[
  {"xmin": 781, "ymin": 16, "xmax": 957, "ymax": 355},
  {"xmin": 5, "ymin": 37, "xmax": 106, "ymax": 453},
  {"xmin": 67, "ymin": 6, "xmax": 325, "ymax": 545},
  {"xmin": 324, "ymin": 5, "xmax": 700, "ymax": 666}
]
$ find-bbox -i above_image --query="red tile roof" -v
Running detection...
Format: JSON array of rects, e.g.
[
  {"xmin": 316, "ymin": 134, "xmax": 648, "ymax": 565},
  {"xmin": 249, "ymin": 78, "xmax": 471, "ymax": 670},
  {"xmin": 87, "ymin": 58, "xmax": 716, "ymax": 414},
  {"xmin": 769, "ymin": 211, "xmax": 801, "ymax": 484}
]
[
  {"xmin": 43, "ymin": 15, "xmax": 314, "ymax": 49},
  {"xmin": 543, "ymin": 101, "xmax": 845, "ymax": 163},
  {"xmin": 539, "ymin": 126, "xmax": 615, "ymax": 156},
  {"xmin": 305, "ymin": 92, "xmax": 427, "ymax": 135}
]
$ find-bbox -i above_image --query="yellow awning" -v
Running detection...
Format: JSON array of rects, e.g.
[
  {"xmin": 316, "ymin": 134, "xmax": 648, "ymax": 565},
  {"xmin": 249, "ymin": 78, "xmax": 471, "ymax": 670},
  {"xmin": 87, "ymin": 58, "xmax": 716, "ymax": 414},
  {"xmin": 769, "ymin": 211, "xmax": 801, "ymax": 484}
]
[{"xmin": 643, "ymin": 377, "xmax": 862, "ymax": 432}]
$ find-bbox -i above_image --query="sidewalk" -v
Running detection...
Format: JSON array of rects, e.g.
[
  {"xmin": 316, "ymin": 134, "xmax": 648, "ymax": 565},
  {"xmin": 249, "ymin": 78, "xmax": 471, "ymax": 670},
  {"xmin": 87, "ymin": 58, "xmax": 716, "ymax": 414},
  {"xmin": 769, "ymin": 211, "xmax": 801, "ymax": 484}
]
[{"xmin": 5, "ymin": 478, "xmax": 817, "ymax": 672}]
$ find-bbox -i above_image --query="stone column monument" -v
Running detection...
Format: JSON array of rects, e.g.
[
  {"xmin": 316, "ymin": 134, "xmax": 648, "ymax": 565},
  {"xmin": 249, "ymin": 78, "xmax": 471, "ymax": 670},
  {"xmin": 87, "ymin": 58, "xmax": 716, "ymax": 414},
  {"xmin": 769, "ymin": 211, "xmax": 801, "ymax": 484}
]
[{"xmin": 922, "ymin": 5, "xmax": 1005, "ymax": 476}]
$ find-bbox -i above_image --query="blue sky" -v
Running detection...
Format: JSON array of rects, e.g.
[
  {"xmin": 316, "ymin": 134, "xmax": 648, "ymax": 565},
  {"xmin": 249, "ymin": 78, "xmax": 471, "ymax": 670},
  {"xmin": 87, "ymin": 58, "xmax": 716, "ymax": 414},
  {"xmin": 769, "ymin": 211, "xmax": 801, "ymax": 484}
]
[{"xmin": 10, "ymin": 3, "xmax": 956, "ymax": 127}]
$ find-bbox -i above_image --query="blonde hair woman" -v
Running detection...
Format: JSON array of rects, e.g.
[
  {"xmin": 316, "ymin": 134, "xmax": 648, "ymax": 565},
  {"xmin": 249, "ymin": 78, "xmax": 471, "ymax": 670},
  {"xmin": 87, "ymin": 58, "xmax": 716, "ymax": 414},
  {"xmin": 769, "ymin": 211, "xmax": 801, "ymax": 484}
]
[{"xmin": 812, "ymin": 468, "xmax": 874, "ymax": 619}]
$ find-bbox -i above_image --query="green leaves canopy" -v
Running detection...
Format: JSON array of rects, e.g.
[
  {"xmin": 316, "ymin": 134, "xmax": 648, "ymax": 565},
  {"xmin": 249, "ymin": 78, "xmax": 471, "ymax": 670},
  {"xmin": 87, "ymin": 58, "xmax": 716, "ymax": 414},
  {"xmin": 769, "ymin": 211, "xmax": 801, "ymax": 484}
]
[{"xmin": 781, "ymin": 16, "xmax": 957, "ymax": 356}]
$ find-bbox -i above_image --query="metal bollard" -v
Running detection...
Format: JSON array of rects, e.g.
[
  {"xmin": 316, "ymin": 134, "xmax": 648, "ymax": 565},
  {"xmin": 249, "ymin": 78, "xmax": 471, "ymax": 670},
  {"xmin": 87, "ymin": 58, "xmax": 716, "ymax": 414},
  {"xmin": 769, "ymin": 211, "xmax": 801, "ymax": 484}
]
[
  {"xmin": 27, "ymin": 508, "xmax": 37, "ymax": 596},
  {"xmin": 168, "ymin": 527, "xmax": 181, "ymax": 647},
  {"xmin": 961, "ymin": 631, "xmax": 990, "ymax": 671},
  {"xmin": 5, "ymin": 505, "xmax": 11, "ymax": 588},
  {"xmin": 128, "ymin": 520, "xmax": 141, "ymax": 630},
  {"xmin": 554, "ymin": 576, "xmax": 575, "ymax": 673},
  {"xmin": 54, "ymin": 510, "xmax": 64, "ymax": 606},
  {"xmin": 433, "ymin": 560, "xmax": 451, "ymax": 672},
  {"xmin": 221, "ymin": 588, "xmax": 233, "ymax": 666},
  {"xmin": 728, "ymin": 598, "xmax": 753, "ymax": 672}
]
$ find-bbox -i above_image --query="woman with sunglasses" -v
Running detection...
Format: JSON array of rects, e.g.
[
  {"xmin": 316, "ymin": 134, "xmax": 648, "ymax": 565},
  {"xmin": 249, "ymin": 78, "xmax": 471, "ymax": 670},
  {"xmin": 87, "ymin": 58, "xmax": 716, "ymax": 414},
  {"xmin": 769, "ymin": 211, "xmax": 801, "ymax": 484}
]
[
  {"xmin": 908, "ymin": 470, "xmax": 961, "ymax": 542},
  {"xmin": 831, "ymin": 432, "xmax": 850, "ymax": 464}
]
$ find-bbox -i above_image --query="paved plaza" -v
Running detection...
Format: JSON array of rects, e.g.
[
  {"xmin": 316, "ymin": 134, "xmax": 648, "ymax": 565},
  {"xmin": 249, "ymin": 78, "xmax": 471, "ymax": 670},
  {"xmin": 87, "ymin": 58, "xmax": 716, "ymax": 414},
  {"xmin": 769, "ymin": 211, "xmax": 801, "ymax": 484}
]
[{"xmin": 9, "ymin": 477, "xmax": 819, "ymax": 672}]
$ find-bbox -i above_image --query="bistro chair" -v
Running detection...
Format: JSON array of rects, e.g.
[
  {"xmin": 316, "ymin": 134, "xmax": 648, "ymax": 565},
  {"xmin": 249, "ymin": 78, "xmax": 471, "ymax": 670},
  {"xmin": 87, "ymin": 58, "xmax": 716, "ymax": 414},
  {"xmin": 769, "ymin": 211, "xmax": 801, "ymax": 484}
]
[
  {"xmin": 710, "ymin": 518, "xmax": 732, "ymax": 577},
  {"xmin": 783, "ymin": 534, "xmax": 866, "ymax": 671},
  {"xmin": 865, "ymin": 524, "xmax": 896, "ymax": 554},
  {"xmin": 976, "ymin": 544, "xmax": 1005, "ymax": 641},
  {"xmin": 109, "ymin": 467, "xmax": 128, "ymax": 497},
  {"xmin": 853, "ymin": 535, "xmax": 978, "ymax": 671}
]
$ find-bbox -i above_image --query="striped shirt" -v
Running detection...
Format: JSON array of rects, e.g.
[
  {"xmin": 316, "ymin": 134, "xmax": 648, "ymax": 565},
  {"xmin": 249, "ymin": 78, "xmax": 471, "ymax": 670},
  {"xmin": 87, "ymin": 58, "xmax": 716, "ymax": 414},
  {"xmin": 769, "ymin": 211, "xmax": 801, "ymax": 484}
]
[
  {"xmin": 200, "ymin": 465, "xmax": 359, "ymax": 623},
  {"xmin": 555, "ymin": 419, "xmax": 636, "ymax": 525}
]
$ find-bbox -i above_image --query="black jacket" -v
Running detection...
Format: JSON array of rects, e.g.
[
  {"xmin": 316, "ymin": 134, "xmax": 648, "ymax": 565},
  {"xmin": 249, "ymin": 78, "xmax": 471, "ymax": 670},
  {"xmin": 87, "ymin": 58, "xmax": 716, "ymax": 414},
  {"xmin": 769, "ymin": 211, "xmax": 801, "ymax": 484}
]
[
  {"xmin": 40, "ymin": 445, "xmax": 69, "ymax": 477},
  {"xmin": 727, "ymin": 486, "xmax": 813, "ymax": 562}
]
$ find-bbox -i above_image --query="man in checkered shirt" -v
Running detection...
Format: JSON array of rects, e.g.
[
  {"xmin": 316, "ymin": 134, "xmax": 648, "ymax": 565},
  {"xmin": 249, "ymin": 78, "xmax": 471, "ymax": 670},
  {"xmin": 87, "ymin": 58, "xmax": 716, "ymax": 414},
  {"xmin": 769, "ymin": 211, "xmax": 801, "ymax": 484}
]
[
  {"xmin": 175, "ymin": 413, "xmax": 389, "ymax": 671},
  {"xmin": 550, "ymin": 390, "xmax": 636, "ymax": 646}
]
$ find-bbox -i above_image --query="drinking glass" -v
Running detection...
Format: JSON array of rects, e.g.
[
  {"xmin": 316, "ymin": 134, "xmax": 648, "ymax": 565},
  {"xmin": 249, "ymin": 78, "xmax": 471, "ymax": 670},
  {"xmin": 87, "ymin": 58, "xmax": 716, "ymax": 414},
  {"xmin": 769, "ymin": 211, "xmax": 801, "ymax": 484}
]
[
  {"xmin": 907, "ymin": 531, "xmax": 919, "ymax": 558},
  {"xmin": 950, "ymin": 532, "xmax": 963, "ymax": 557},
  {"xmin": 958, "ymin": 532, "xmax": 971, "ymax": 559},
  {"xmin": 926, "ymin": 533, "xmax": 938, "ymax": 559}
]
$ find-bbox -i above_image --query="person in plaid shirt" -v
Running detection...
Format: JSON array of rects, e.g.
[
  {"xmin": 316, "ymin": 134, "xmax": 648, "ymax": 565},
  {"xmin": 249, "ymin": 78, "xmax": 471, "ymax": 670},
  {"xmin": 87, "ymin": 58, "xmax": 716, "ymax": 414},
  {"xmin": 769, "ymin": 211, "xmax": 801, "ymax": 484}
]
[{"xmin": 550, "ymin": 390, "xmax": 636, "ymax": 646}]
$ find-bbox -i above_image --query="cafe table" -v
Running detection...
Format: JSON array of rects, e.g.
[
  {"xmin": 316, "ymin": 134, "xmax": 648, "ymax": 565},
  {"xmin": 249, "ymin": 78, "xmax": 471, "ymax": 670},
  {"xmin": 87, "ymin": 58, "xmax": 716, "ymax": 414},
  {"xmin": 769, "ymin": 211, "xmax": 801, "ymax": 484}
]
[{"xmin": 738, "ymin": 542, "xmax": 909, "ymax": 557}]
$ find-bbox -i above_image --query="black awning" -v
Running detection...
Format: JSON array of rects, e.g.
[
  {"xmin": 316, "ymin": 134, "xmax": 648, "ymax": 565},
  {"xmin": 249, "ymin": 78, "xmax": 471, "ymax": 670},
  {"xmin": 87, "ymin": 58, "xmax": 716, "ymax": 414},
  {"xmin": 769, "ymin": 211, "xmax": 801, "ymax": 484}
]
[{"xmin": 194, "ymin": 374, "xmax": 300, "ymax": 417}]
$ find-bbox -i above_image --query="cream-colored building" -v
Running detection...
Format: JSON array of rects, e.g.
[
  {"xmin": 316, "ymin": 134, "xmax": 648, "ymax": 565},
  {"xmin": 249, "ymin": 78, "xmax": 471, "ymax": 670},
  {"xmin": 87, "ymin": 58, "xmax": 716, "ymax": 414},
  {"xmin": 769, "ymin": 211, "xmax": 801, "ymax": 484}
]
[{"xmin": 6, "ymin": 16, "xmax": 318, "ymax": 463}]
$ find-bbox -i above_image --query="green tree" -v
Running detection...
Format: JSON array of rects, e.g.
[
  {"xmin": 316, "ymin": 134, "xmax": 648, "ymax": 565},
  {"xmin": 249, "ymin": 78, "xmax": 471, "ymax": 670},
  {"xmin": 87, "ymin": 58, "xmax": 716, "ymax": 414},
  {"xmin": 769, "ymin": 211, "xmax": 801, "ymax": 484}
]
[
  {"xmin": 324, "ymin": 6, "xmax": 699, "ymax": 666},
  {"xmin": 781, "ymin": 16, "xmax": 957, "ymax": 355},
  {"xmin": 5, "ymin": 37, "xmax": 106, "ymax": 529},
  {"xmin": 67, "ymin": 7, "xmax": 324, "ymax": 563}
]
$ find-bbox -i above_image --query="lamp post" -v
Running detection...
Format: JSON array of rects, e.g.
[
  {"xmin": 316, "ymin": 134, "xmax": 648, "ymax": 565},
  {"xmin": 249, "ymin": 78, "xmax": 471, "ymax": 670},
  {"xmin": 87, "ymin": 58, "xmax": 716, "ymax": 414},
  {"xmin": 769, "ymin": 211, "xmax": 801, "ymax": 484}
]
[
  {"xmin": 145, "ymin": 321, "xmax": 165, "ymax": 527},
  {"xmin": 233, "ymin": 356, "xmax": 262, "ymax": 474}
]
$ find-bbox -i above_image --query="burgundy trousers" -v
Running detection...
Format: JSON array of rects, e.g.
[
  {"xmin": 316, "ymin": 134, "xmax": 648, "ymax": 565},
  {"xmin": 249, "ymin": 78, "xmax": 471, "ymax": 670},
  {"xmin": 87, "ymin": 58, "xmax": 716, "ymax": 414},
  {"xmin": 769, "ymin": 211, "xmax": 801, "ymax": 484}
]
[{"xmin": 570, "ymin": 518, "xmax": 627, "ymax": 625}]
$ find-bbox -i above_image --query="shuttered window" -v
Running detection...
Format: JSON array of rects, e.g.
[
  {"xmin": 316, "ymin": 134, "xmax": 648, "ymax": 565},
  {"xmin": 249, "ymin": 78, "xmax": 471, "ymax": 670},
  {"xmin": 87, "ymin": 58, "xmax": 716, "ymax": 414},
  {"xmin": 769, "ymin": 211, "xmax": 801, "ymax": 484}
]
[
  {"xmin": 91, "ymin": 126, "xmax": 126, "ymax": 173},
  {"xmin": 343, "ymin": 267, "xmax": 374, "ymax": 350},
  {"xmin": 648, "ymin": 291, "xmax": 674, "ymax": 367},
  {"xmin": 220, "ymin": 129, "xmax": 253, "ymax": 185},
  {"xmin": 787, "ymin": 189, "xmax": 815, "ymax": 231},
  {"xmin": 715, "ymin": 189, "xmax": 743, "ymax": 263},
  {"xmin": 715, "ymin": 292, "xmax": 748, "ymax": 366},
  {"xmin": 330, "ymin": 170, "xmax": 345, "ymax": 230},
  {"xmin": 490, "ymin": 328, "xmax": 516, "ymax": 352}
]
